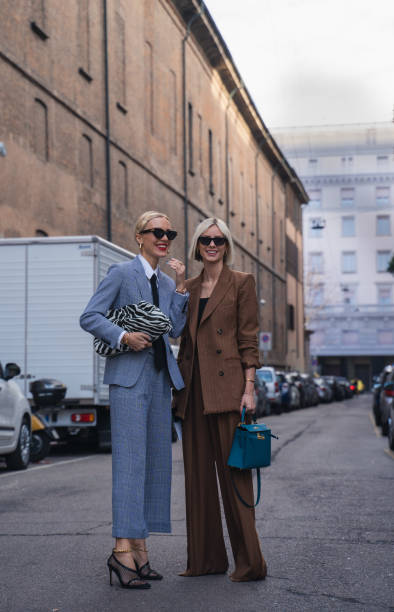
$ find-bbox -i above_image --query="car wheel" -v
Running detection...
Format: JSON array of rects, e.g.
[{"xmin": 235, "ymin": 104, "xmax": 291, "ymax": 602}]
[
  {"xmin": 381, "ymin": 419, "xmax": 389, "ymax": 436},
  {"xmin": 388, "ymin": 418, "xmax": 394, "ymax": 451},
  {"xmin": 30, "ymin": 430, "xmax": 51, "ymax": 462},
  {"xmin": 5, "ymin": 419, "xmax": 30, "ymax": 470},
  {"xmin": 373, "ymin": 405, "xmax": 381, "ymax": 427}
]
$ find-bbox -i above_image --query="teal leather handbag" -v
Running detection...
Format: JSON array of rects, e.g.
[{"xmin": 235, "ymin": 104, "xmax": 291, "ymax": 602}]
[{"xmin": 227, "ymin": 407, "xmax": 278, "ymax": 508}]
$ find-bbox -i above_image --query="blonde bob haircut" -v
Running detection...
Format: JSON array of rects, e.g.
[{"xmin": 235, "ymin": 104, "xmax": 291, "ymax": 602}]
[
  {"xmin": 189, "ymin": 217, "xmax": 234, "ymax": 266},
  {"xmin": 134, "ymin": 210, "xmax": 170, "ymax": 242}
]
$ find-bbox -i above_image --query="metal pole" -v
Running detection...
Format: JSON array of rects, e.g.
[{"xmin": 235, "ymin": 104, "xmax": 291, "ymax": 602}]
[
  {"xmin": 103, "ymin": 0, "xmax": 112, "ymax": 242},
  {"xmin": 181, "ymin": 2, "xmax": 204, "ymax": 276}
]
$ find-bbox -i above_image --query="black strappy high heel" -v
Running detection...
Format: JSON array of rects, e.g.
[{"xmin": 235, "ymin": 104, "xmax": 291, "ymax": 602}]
[
  {"xmin": 107, "ymin": 549, "xmax": 151, "ymax": 589},
  {"xmin": 131, "ymin": 545, "xmax": 163, "ymax": 581}
]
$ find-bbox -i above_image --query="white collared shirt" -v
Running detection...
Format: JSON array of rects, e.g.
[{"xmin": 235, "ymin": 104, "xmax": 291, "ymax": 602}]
[{"xmin": 117, "ymin": 254, "xmax": 159, "ymax": 347}]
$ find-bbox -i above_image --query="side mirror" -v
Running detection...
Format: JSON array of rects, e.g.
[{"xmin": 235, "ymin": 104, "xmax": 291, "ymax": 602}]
[{"xmin": 4, "ymin": 363, "xmax": 21, "ymax": 381}]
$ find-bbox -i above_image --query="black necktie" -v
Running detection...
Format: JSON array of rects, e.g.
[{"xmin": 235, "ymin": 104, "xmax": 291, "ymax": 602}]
[{"xmin": 150, "ymin": 274, "xmax": 166, "ymax": 371}]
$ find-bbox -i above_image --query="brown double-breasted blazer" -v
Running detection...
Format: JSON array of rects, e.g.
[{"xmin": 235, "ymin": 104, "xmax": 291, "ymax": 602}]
[{"xmin": 173, "ymin": 264, "xmax": 261, "ymax": 419}]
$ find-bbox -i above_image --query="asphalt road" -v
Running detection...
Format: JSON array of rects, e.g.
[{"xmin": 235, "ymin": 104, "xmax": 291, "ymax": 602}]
[{"xmin": 0, "ymin": 394, "xmax": 393, "ymax": 612}]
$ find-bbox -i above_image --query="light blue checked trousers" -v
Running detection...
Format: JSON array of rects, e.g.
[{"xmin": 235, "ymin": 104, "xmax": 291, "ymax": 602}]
[{"xmin": 109, "ymin": 353, "xmax": 172, "ymax": 538}]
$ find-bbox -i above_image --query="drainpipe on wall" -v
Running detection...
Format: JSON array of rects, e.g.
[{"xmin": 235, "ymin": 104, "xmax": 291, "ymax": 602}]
[
  {"xmin": 103, "ymin": 0, "xmax": 112, "ymax": 242},
  {"xmin": 225, "ymin": 83, "xmax": 244, "ymax": 227},
  {"xmin": 271, "ymin": 166, "xmax": 278, "ymax": 350},
  {"xmin": 181, "ymin": 2, "xmax": 205, "ymax": 276},
  {"xmin": 255, "ymin": 150, "xmax": 262, "ymax": 326}
]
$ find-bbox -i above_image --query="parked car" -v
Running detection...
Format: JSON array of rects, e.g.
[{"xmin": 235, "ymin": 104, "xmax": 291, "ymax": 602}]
[
  {"xmin": 287, "ymin": 372, "xmax": 307, "ymax": 408},
  {"xmin": 256, "ymin": 367, "xmax": 282, "ymax": 414},
  {"xmin": 385, "ymin": 381, "xmax": 394, "ymax": 451},
  {"xmin": 372, "ymin": 374, "xmax": 383, "ymax": 426},
  {"xmin": 300, "ymin": 374, "xmax": 319, "ymax": 406},
  {"xmin": 0, "ymin": 362, "xmax": 31, "ymax": 470},
  {"xmin": 322, "ymin": 376, "xmax": 346, "ymax": 401},
  {"xmin": 374, "ymin": 365, "xmax": 393, "ymax": 433},
  {"xmin": 276, "ymin": 372, "xmax": 300, "ymax": 411},
  {"xmin": 254, "ymin": 377, "xmax": 269, "ymax": 418},
  {"xmin": 378, "ymin": 366, "xmax": 394, "ymax": 437},
  {"xmin": 314, "ymin": 377, "xmax": 333, "ymax": 403},
  {"xmin": 334, "ymin": 376, "xmax": 354, "ymax": 399}
]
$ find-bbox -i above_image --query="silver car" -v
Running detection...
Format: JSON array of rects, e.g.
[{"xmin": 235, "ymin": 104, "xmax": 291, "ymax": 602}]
[
  {"xmin": 0, "ymin": 362, "xmax": 31, "ymax": 470},
  {"xmin": 256, "ymin": 367, "xmax": 282, "ymax": 414}
]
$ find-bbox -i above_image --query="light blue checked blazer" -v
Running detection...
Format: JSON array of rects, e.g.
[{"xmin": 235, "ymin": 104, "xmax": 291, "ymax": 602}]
[{"xmin": 80, "ymin": 257, "xmax": 188, "ymax": 390}]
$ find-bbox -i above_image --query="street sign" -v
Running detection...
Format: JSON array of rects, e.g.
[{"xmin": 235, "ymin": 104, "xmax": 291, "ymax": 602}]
[{"xmin": 259, "ymin": 332, "xmax": 272, "ymax": 351}]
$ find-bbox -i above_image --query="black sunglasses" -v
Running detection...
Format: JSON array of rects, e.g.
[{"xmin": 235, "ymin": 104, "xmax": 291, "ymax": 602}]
[
  {"xmin": 198, "ymin": 236, "xmax": 227, "ymax": 246},
  {"xmin": 140, "ymin": 228, "xmax": 178, "ymax": 241}
]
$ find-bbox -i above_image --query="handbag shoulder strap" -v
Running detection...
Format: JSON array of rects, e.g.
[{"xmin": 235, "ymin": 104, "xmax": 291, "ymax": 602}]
[{"xmin": 230, "ymin": 468, "xmax": 261, "ymax": 508}]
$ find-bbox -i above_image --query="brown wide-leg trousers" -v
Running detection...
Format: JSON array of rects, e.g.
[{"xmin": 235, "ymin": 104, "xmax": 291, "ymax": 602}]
[{"xmin": 181, "ymin": 357, "xmax": 267, "ymax": 581}]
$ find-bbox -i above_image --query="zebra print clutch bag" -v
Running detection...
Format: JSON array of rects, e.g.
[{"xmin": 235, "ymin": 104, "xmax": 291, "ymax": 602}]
[{"xmin": 94, "ymin": 301, "xmax": 172, "ymax": 357}]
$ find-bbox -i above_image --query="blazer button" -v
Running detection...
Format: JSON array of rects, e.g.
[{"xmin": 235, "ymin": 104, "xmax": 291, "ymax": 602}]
[
  {"xmin": 218, "ymin": 370, "xmax": 224, "ymax": 376},
  {"xmin": 217, "ymin": 328, "xmax": 223, "ymax": 335},
  {"xmin": 216, "ymin": 349, "xmax": 222, "ymax": 354}
]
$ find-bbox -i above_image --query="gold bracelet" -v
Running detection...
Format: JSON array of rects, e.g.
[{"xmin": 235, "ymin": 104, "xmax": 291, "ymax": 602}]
[{"xmin": 245, "ymin": 378, "xmax": 255, "ymax": 383}]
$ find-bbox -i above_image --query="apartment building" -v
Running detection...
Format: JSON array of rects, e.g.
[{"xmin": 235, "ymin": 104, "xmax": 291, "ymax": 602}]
[{"xmin": 274, "ymin": 122, "xmax": 394, "ymax": 385}]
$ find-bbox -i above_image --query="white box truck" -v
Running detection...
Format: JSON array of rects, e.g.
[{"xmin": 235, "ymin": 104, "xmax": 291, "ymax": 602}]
[{"xmin": 0, "ymin": 236, "xmax": 135, "ymax": 449}]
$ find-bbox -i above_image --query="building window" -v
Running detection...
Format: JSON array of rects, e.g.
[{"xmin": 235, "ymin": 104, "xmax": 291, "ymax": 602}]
[
  {"xmin": 80, "ymin": 134, "xmax": 94, "ymax": 187},
  {"xmin": 377, "ymin": 250, "xmax": 391, "ymax": 273},
  {"xmin": 309, "ymin": 218, "xmax": 324, "ymax": 238},
  {"xmin": 308, "ymin": 189, "xmax": 321, "ymax": 209},
  {"xmin": 377, "ymin": 285, "xmax": 392, "ymax": 305},
  {"xmin": 33, "ymin": 98, "xmax": 49, "ymax": 161},
  {"xmin": 341, "ymin": 187, "xmax": 354, "ymax": 208},
  {"xmin": 31, "ymin": 0, "xmax": 48, "ymax": 40},
  {"xmin": 208, "ymin": 129, "xmax": 214, "ymax": 196},
  {"xmin": 376, "ymin": 186, "xmax": 390, "ymax": 207},
  {"xmin": 308, "ymin": 158, "xmax": 318, "ymax": 170},
  {"xmin": 341, "ymin": 251, "xmax": 357, "ymax": 274},
  {"xmin": 217, "ymin": 141, "xmax": 223, "ymax": 204},
  {"xmin": 376, "ymin": 215, "xmax": 391, "ymax": 236},
  {"xmin": 188, "ymin": 102, "xmax": 194, "ymax": 175},
  {"xmin": 378, "ymin": 330, "xmax": 393, "ymax": 345},
  {"xmin": 115, "ymin": 12, "xmax": 127, "ymax": 109},
  {"xmin": 311, "ymin": 284, "xmax": 324, "ymax": 306},
  {"xmin": 169, "ymin": 69, "xmax": 177, "ymax": 155},
  {"xmin": 342, "ymin": 330, "xmax": 358, "ymax": 345},
  {"xmin": 341, "ymin": 284, "xmax": 357, "ymax": 305},
  {"xmin": 342, "ymin": 216, "xmax": 355, "ymax": 237},
  {"xmin": 309, "ymin": 252, "xmax": 324, "ymax": 274},
  {"xmin": 341, "ymin": 156, "xmax": 353, "ymax": 169},
  {"xmin": 78, "ymin": 0, "xmax": 91, "ymax": 79},
  {"xmin": 377, "ymin": 155, "xmax": 388, "ymax": 168},
  {"xmin": 287, "ymin": 304, "xmax": 295, "ymax": 330},
  {"xmin": 145, "ymin": 41, "xmax": 154, "ymax": 133},
  {"xmin": 118, "ymin": 161, "xmax": 128, "ymax": 208}
]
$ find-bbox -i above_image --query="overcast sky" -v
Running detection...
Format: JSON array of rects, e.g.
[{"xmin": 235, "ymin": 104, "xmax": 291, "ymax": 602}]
[{"xmin": 205, "ymin": 0, "xmax": 394, "ymax": 128}]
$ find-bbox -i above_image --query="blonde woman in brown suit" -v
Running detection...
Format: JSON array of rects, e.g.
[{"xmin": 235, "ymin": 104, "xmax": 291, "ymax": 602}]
[{"xmin": 173, "ymin": 217, "xmax": 267, "ymax": 582}]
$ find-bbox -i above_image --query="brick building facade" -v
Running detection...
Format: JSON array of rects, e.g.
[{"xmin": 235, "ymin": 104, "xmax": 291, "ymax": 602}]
[{"xmin": 0, "ymin": 0, "xmax": 308, "ymax": 369}]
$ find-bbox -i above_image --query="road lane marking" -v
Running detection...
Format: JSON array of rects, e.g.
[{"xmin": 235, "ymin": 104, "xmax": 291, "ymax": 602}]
[
  {"xmin": 368, "ymin": 412, "xmax": 382, "ymax": 438},
  {"xmin": 0, "ymin": 456, "xmax": 95, "ymax": 479},
  {"xmin": 384, "ymin": 448, "xmax": 394, "ymax": 460}
]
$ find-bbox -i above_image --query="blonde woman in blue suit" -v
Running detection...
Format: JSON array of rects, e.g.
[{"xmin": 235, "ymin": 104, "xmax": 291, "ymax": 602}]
[{"xmin": 80, "ymin": 211, "xmax": 188, "ymax": 589}]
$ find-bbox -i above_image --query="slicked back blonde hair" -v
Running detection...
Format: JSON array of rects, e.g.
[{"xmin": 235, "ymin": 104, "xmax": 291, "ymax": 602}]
[
  {"xmin": 189, "ymin": 217, "xmax": 234, "ymax": 265},
  {"xmin": 135, "ymin": 210, "xmax": 170, "ymax": 242}
]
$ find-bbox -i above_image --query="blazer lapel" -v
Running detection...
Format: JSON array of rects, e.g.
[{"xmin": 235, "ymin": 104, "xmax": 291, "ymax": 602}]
[
  {"xmin": 188, "ymin": 273, "xmax": 203, "ymax": 346},
  {"xmin": 129, "ymin": 258, "xmax": 151, "ymax": 302},
  {"xmin": 199, "ymin": 264, "xmax": 232, "ymax": 326}
]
